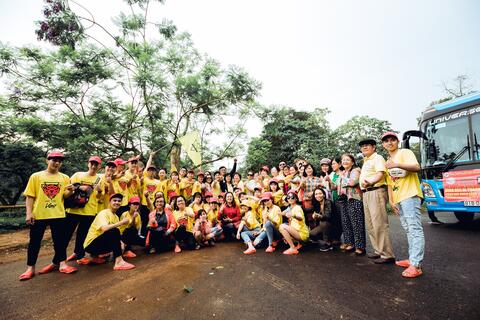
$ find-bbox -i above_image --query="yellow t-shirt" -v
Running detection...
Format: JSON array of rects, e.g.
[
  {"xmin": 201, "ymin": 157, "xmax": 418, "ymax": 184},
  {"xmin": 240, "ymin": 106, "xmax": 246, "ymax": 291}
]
[
  {"xmin": 212, "ymin": 181, "xmax": 222, "ymax": 197},
  {"xmin": 289, "ymin": 205, "xmax": 309, "ymax": 241},
  {"xmin": 125, "ymin": 171, "xmax": 141, "ymax": 199},
  {"xmin": 180, "ymin": 179, "xmax": 201, "ymax": 201},
  {"xmin": 174, "ymin": 207, "xmax": 195, "ymax": 233},
  {"xmin": 23, "ymin": 171, "xmax": 70, "ymax": 220},
  {"xmin": 165, "ymin": 179, "xmax": 180, "ymax": 203},
  {"xmin": 360, "ymin": 152, "xmax": 387, "ymax": 188},
  {"xmin": 113, "ymin": 175, "xmax": 129, "ymax": 206},
  {"xmin": 118, "ymin": 211, "xmax": 142, "ymax": 234},
  {"xmin": 67, "ymin": 172, "xmax": 103, "ymax": 216},
  {"xmin": 208, "ymin": 208, "xmax": 219, "ymax": 226},
  {"xmin": 243, "ymin": 210, "xmax": 260, "ymax": 230},
  {"xmin": 142, "ymin": 176, "xmax": 161, "ymax": 205},
  {"xmin": 264, "ymin": 205, "xmax": 282, "ymax": 229},
  {"xmin": 386, "ymin": 149, "xmax": 423, "ymax": 204},
  {"xmin": 98, "ymin": 174, "xmax": 110, "ymax": 211},
  {"xmin": 272, "ymin": 190, "xmax": 284, "ymax": 206},
  {"xmin": 249, "ymin": 199, "xmax": 262, "ymax": 225},
  {"xmin": 83, "ymin": 209, "xmax": 119, "ymax": 248}
]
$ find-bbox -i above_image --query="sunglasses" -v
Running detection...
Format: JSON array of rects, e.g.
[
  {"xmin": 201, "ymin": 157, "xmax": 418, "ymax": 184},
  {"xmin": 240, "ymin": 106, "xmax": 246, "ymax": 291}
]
[
  {"xmin": 248, "ymin": 173, "xmax": 253, "ymax": 176},
  {"xmin": 89, "ymin": 161, "xmax": 100, "ymax": 165},
  {"xmin": 130, "ymin": 202, "xmax": 140, "ymax": 205},
  {"xmin": 287, "ymin": 195, "xmax": 296, "ymax": 200},
  {"xmin": 49, "ymin": 157, "xmax": 64, "ymax": 162}
]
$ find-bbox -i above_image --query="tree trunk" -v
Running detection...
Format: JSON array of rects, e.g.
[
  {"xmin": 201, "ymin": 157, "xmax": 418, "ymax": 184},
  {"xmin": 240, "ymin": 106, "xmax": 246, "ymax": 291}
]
[{"xmin": 170, "ymin": 144, "xmax": 181, "ymax": 172}]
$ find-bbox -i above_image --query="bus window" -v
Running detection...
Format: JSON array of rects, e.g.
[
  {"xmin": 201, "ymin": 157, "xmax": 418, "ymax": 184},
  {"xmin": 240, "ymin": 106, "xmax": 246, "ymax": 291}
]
[
  {"xmin": 472, "ymin": 112, "xmax": 480, "ymax": 160},
  {"xmin": 424, "ymin": 116, "xmax": 471, "ymax": 166}
]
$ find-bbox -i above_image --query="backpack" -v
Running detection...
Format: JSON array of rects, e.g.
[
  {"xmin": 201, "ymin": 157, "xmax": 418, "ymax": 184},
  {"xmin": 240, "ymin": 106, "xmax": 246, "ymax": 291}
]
[{"xmin": 64, "ymin": 177, "xmax": 100, "ymax": 209}]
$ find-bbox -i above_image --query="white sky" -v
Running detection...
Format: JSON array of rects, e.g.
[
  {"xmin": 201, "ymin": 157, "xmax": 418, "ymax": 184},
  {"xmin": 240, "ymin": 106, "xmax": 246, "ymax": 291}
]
[{"xmin": 1, "ymin": 0, "xmax": 479, "ymax": 167}]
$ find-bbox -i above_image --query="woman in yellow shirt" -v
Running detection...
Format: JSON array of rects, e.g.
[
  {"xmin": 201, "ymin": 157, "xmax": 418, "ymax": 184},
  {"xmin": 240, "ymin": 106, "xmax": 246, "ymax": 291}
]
[
  {"xmin": 279, "ymin": 191, "xmax": 309, "ymax": 255},
  {"xmin": 236, "ymin": 201, "xmax": 261, "ymax": 255},
  {"xmin": 173, "ymin": 196, "xmax": 196, "ymax": 252}
]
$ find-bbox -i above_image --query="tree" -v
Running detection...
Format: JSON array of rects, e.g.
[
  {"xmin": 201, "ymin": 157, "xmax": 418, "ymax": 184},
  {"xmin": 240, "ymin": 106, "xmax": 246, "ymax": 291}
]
[{"xmin": 0, "ymin": 0, "xmax": 261, "ymax": 173}]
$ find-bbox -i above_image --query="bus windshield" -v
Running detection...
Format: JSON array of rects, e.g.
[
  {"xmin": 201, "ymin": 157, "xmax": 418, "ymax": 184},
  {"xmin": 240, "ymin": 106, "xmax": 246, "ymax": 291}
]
[{"xmin": 421, "ymin": 116, "xmax": 471, "ymax": 167}]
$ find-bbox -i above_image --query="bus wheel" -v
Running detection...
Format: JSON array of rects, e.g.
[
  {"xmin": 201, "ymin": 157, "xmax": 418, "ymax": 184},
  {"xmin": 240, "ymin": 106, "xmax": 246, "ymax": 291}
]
[{"xmin": 454, "ymin": 212, "xmax": 474, "ymax": 223}]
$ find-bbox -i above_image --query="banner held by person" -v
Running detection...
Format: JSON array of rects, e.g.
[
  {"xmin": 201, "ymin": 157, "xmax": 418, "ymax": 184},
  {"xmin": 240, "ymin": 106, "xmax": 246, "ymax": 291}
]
[{"xmin": 179, "ymin": 131, "xmax": 202, "ymax": 166}]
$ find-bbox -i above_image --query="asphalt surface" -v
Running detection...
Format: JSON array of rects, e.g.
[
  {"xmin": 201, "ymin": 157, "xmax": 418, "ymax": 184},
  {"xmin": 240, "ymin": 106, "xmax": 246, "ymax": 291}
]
[{"xmin": 1, "ymin": 211, "xmax": 479, "ymax": 320}]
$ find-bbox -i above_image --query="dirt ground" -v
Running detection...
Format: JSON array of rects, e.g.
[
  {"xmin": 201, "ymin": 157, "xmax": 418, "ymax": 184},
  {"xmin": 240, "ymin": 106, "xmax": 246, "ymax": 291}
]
[{"xmin": 1, "ymin": 212, "xmax": 480, "ymax": 320}]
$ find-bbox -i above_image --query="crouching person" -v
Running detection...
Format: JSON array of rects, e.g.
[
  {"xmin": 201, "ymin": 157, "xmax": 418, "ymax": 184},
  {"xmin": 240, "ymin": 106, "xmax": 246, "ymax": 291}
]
[
  {"xmin": 83, "ymin": 193, "xmax": 135, "ymax": 270},
  {"xmin": 119, "ymin": 196, "xmax": 145, "ymax": 258},
  {"xmin": 193, "ymin": 209, "xmax": 222, "ymax": 247},
  {"xmin": 236, "ymin": 201, "xmax": 261, "ymax": 255},
  {"xmin": 146, "ymin": 194, "xmax": 176, "ymax": 253}
]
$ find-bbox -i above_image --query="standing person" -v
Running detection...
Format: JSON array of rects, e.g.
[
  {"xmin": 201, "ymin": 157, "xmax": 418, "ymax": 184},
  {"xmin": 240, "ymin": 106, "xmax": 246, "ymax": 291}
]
[
  {"xmin": 278, "ymin": 191, "xmax": 309, "ymax": 255},
  {"xmin": 64, "ymin": 156, "xmax": 104, "ymax": 265},
  {"xmin": 19, "ymin": 152, "xmax": 77, "ymax": 280},
  {"xmin": 173, "ymin": 196, "xmax": 196, "ymax": 252},
  {"xmin": 382, "ymin": 132, "xmax": 425, "ymax": 278},
  {"xmin": 252, "ymin": 192, "xmax": 283, "ymax": 252},
  {"xmin": 146, "ymin": 194, "xmax": 176, "ymax": 253},
  {"xmin": 299, "ymin": 163, "xmax": 323, "ymax": 209},
  {"xmin": 112, "ymin": 158, "xmax": 129, "ymax": 215},
  {"xmin": 119, "ymin": 196, "xmax": 145, "ymax": 258},
  {"xmin": 83, "ymin": 193, "xmax": 135, "ymax": 271},
  {"xmin": 98, "ymin": 160, "xmax": 117, "ymax": 211},
  {"xmin": 220, "ymin": 159, "xmax": 237, "ymax": 192},
  {"xmin": 359, "ymin": 138, "xmax": 395, "ymax": 264},
  {"xmin": 180, "ymin": 169, "xmax": 201, "ymax": 203},
  {"xmin": 337, "ymin": 154, "xmax": 366, "ymax": 256},
  {"xmin": 233, "ymin": 172, "xmax": 245, "ymax": 192},
  {"xmin": 328, "ymin": 156, "xmax": 343, "ymax": 245},
  {"xmin": 218, "ymin": 192, "xmax": 242, "ymax": 240},
  {"xmin": 165, "ymin": 171, "xmax": 181, "ymax": 203}
]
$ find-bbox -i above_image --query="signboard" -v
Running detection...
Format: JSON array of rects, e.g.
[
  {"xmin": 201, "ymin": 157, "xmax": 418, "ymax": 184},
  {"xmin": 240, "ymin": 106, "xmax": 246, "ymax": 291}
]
[{"xmin": 443, "ymin": 169, "xmax": 480, "ymax": 202}]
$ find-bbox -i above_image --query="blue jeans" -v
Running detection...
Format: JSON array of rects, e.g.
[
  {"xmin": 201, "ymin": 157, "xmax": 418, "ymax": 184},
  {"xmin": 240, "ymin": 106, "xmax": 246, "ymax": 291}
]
[
  {"xmin": 240, "ymin": 227, "xmax": 261, "ymax": 244},
  {"xmin": 254, "ymin": 221, "xmax": 280, "ymax": 246},
  {"xmin": 397, "ymin": 196, "xmax": 425, "ymax": 267}
]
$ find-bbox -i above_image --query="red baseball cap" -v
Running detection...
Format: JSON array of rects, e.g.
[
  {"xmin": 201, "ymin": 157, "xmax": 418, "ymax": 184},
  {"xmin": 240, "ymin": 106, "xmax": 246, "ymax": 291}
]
[
  {"xmin": 197, "ymin": 171, "xmax": 204, "ymax": 176},
  {"xmin": 209, "ymin": 197, "xmax": 219, "ymax": 204},
  {"xmin": 261, "ymin": 165, "xmax": 269, "ymax": 172},
  {"xmin": 47, "ymin": 151, "xmax": 65, "ymax": 159},
  {"xmin": 381, "ymin": 131, "xmax": 399, "ymax": 141},
  {"xmin": 105, "ymin": 160, "xmax": 116, "ymax": 167},
  {"xmin": 260, "ymin": 192, "xmax": 273, "ymax": 202},
  {"xmin": 88, "ymin": 156, "xmax": 102, "ymax": 164},
  {"xmin": 129, "ymin": 196, "xmax": 141, "ymax": 204},
  {"xmin": 269, "ymin": 178, "xmax": 279, "ymax": 185},
  {"xmin": 113, "ymin": 158, "xmax": 127, "ymax": 166},
  {"xmin": 204, "ymin": 191, "xmax": 213, "ymax": 198}
]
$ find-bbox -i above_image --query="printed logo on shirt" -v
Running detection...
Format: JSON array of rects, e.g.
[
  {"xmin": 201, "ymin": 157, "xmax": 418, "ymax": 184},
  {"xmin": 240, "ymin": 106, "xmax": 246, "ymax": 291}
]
[
  {"xmin": 119, "ymin": 181, "xmax": 127, "ymax": 190},
  {"xmin": 147, "ymin": 184, "xmax": 156, "ymax": 193},
  {"xmin": 41, "ymin": 182, "xmax": 61, "ymax": 200}
]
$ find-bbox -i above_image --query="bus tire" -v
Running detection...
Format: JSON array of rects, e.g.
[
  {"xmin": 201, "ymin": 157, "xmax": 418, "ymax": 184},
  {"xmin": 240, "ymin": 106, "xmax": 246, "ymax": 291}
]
[{"xmin": 454, "ymin": 212, "xmax": 474, "ymax": 223}]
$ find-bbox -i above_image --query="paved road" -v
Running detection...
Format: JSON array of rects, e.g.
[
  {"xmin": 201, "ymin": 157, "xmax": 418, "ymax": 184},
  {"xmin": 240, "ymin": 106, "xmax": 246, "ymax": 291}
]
[{"xmin": 1, "ymin": 212, "xmax": 479, "ymax": 320}]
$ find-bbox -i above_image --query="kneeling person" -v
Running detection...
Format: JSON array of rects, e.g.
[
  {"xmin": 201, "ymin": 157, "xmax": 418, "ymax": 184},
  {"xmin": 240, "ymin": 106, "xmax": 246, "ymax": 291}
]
[{"xmin": 119, "ymin": 196, "xmax": 145, "ymax": 258}]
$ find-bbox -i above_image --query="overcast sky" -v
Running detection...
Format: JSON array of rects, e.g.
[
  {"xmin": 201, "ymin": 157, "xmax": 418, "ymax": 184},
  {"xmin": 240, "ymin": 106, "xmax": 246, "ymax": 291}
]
[{"xmin": 1, "ymin": 0, "xmax": 479, "ymax": 160}]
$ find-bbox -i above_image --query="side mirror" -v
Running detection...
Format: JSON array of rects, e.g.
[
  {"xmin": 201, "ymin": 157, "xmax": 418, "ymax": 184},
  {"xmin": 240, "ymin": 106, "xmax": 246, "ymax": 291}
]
[{"xmin": 402, "ymin": 130, "xmax": 426, "ymax": 149}]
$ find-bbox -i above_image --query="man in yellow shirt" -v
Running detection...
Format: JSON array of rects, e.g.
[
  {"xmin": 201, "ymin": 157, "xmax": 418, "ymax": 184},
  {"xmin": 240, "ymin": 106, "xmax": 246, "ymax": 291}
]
[
  {"xmin": 382, "ymin": 132, "xmax": 424, "ymax": 278},
  {"xmin": 64, "ymin": 156, "xmax": 104, "ymax": 265},
  {"xmin": 84, "ymin": 193, "xmax": 135, "ymax": 271},
  {"xmin": 19, "ymin": 152, "xmax": 77, "ymax": 281},
  {"xmin": 359, "ymin": 138, "xmax": 395, "ymax": 263}
]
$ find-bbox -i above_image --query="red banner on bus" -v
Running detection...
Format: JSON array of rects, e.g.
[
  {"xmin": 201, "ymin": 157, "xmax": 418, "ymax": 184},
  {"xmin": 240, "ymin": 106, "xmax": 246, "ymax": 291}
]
[{"xmin": 443, "ymin": 169, "xmax": 480, "ymax": 202}]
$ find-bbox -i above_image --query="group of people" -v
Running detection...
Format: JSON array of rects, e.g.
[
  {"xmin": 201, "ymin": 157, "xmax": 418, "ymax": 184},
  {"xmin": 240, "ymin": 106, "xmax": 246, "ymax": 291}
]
[{"xmin": 18, "ymin": 131, "xmax": 426, "ymax": 281}]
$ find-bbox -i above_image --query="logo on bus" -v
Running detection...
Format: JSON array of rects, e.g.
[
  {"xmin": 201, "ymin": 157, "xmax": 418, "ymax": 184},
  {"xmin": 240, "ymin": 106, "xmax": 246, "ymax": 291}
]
[{"xmin": 429, "ymin": 106, "xmax": 480, "ymax": 125}]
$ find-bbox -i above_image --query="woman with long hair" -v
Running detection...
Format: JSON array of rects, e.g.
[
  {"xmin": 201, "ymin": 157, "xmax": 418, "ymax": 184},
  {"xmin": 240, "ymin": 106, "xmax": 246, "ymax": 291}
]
[
  {"xmin": 278, "ymin": 191, "xmax": 309, "ymax": 255},
  {"xmin": 299, "ymin": 163, "xmax": 323, "ymax": 209},
  {"xmin": 309, "ymin": 188, "xmax": 333, "ymax": 251},
  {"xmin": 337, "ymin": 154, "xmax": 366, "ymax": 256},
  {"xmin": 218, "ymin": 192, "xmax": 241, "ymax": 240}
]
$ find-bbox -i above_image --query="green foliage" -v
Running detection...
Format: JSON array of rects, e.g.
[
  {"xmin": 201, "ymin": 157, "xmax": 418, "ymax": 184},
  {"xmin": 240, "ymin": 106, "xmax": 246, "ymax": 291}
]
[{"xmin": 245, "ymin": 138, "xmax": 272, "ymax": 172}]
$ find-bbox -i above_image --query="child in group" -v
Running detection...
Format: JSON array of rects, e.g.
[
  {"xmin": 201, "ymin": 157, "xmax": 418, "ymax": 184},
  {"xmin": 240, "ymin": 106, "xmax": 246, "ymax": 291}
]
[
  {"xmin": 236, "ymin": 201, "xmax": 261, "ymax": 254},
  {"xmin": 193, "ymin": 209, "xmax": 223, "ymax": 247}
]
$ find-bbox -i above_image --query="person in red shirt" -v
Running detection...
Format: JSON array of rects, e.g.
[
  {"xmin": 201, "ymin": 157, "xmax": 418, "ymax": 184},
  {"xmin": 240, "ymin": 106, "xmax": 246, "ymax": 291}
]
[{"xmin": 218, "ymin": 192, "xmax": 241, "ymax": 240}]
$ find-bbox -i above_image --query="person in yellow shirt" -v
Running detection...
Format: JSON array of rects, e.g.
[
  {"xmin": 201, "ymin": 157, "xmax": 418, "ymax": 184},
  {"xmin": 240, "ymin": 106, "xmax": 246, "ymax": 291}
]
[
  {"xmin": 207, "ymin": 197, "xmax": 221, "ymax": 228},
  {"xmin": 382, "ymin": 131, "xmax": 424, "ymax": 278},
  {"xmin": 236, "ymin": 201, "xmax": 261, "ymax": 255},
  {"xmin": 19, "ymin": 152, "xmax": 77, "ymax": 281},
  {"xmin": 98, "ymin": 160, "xmax": 117, "ymax": 211},
  {"xmin": 189, "ymin": 192, "xmax": 205, "ymax": 218},
  {"xmin": 269, "ymin": 179, "xmax": 284, "ymax": 206},
  {"xmin": 252, "ymin": 192, "xmax": 283, "ymax": 253},
  {"xmin": 173, "ymin": 196, "xmax": 196, "ymax": 252},
  {"xmin": 112, "ymin": 158, "xmax": 129, "ymax": 213},
  {"xmin": 180, "ymin": 169, "xmax": 201, "ymax": 202},
  {"xmin": 64, "ymin": 156, "xmax": 104, "ymax": 265},
  {"xmin": 279, "ymin": 191, "xmax": 309, "ymax": 255},
  {"xmin": 359, "ymin": 138, "xmax": 395, "ymax": 262},
  {"xmin": 211, "ymin": 171, "xmax": 222, "ymax": 197},
  {"xmin": 84, "ymin": 193, "xmax": 135, "ymax": 271},
  {"xmin": 165, "ymin": 171, "xmax": 181, "ymax": 203},
  {"xmin": 119, "ymin": 196, "xmax": 145, "ymax": 258}
]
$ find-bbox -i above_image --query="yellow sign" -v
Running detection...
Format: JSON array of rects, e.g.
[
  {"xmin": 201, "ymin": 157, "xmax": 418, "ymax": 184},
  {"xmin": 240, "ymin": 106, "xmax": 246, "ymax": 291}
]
[{"xmin": 179, "ymin": 131, "xmax": 202, "ymax": 166}]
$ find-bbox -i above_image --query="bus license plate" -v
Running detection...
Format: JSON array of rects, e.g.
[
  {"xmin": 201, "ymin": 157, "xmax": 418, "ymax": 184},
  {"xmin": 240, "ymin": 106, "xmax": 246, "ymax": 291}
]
[{"xmin": 464, "ymin": 201, "xmax": 480, "ymax": 207}]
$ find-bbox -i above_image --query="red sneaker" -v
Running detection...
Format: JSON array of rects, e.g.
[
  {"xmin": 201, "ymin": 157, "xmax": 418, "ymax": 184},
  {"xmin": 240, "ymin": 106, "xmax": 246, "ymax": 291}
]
[
  {"xmin": 38, "ymin": 264, "xmax": 58, "ymax": 274},
  {"xmin": 243, "ymin": 247, "xmax": 256, "ymax": 255},
  {"xmin": 90, "ymin": 257, "xmax": 106, "ymax": 264},
  {"xmin": 76, "ymin": 258, "xmax": 91, "ymax": 265},
  {"xmin": 282, "ymin": 248, "xmax": 299, "ymax": 255},
  {"xmin": 265, "ymin": 246, "xmax": 275, "ymax": 253},
  {"xmin": 66, "ymin": 253, "xmax": 77, "ymax": 262},
  {"xmin": 174, "ymin": 244, "xmax": 182, "ymax": 253},
  {"xmin": 122, "ymin": 251, "xmax": 137, "ymax": 258},
  {"xmin": 19, "ymin": 270, "xmax": 35, "ymax": 281},
  {"xmin": 395, "ymin": 259, "xmax": 410, "ymax": 268},
  {"xmin": 59, "ymin": 265, "xmax": 78, "ymax": 274},
  {"xmin": 113, "ymin": 262, "xmax": 135, "ymax": 271}
]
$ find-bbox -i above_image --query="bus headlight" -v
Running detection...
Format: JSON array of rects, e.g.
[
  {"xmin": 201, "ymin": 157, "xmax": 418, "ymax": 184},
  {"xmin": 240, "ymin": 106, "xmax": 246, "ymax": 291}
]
[{"xmin": 421, "ymin": 182, "xmax": 435, "ymax": 198}]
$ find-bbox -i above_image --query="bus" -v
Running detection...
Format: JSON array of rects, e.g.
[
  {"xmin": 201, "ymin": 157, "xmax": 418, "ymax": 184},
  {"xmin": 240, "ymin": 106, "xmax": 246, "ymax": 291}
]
[{"xmin": 403, "ymin": 92, "xmax": 480, "ymax": 222}]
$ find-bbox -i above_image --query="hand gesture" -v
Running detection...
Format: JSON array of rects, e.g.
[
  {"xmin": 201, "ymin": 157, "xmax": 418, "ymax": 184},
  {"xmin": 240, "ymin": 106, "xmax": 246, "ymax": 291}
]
[
  {"xmin": 66, "ymin": 184, "xmax": 75, "ymax": 192},
  {"xmin": 385, "ymin": 160, "xmax": 398, "ymax": 169},
  {"xmin": 26, "ymin": 212, "xmax": 35, "ymax": 225},
  {"xmin": 121, "ymin": 217, "xmax": 130, "ymax": 225},
  {"xmin": 390, "ymin": 202, "xmax": 400, "ymax": 215},
  {"xmin": 144, "ymin": 190, "xmax": 149, "ymax": 197},
  {"xmin": 95, "ymin": 183, "xmax": 103, "ymax": 193},
  {"xmin": 236, "ymin": 232, "xmax": 241, "ymax": 240}
]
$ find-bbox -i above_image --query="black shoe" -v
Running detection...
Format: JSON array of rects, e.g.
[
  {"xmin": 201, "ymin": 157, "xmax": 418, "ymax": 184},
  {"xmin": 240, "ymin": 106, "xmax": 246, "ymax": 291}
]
[
  {"xmin": 319, "ymin": 243, "xmax": 333, "ymax": 252},
  {"xmin": 374, "ymin": 257, "xmax": 395, "ymax": 264},
  {"xmin": 367, "ymin": 253, "xmax": 381, "ymax": 259}
]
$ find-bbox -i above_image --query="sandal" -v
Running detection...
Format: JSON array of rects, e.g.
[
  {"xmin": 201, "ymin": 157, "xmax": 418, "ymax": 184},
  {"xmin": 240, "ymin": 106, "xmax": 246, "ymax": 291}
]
[
  {"xmin": 354, "ymin": 249, "xmax": 366, "ymax": 256},
  {"xmin": 113, "ymin": 262, "xmax": 135, "ymax": 271},
  {"xmin": 343, "ymin": 245, "xmax": 355, "ymax": 252},
  {"xmin": 243, "ymin": 247, "xmax": 256, "ymax": 255},
  {"xmin": 59, "ymin": 265, "xmax": 78, "ymax": 274},
  {"xmin": 283, "ymin": 248, "xmax": 299, "ymax": 255},
  {"xmin": 395, "ymin": 260, "xmax": 410, "ymax": 268},
  {"xmin": 19, "ymin": 270, "xmax": 35, "ymax": 281},
  {"xmin": 402, "ymin": 265, "xmax": 423, "ymax": 278},
  {"xmin": 38, "ymin": 264, "xmax": 58, "ymax": 274}
]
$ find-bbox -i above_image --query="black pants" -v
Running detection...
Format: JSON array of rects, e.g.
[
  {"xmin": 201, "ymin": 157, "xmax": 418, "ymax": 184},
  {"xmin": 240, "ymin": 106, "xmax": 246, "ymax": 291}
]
[
  {"xmin": 174, "ymin": 226, "xmax": 196, "ymax": 249},
  {"xmin": 148, "ymin": 230, "xmax": 175, "ymax": 252},
  {"xmin": 330, "ymin": 201, "xmax": 343, "ymax": 242},
  {"xmin": 64, "ymin": 213, "xmax": 95, "ymax": 259},
  {"xmin": 27, "ymin": 218, "xmax": 67, "ymax": 266},
  {"xmin": 221, "ymin": 223, "xmax": 237, "ymax": 241},
  {"xmin": 121, "ymin": 227, "xmax": 145, "ymax": 251},
  {"xmin": 85, "ymin": 228, "xmax": 122, "ymax": 258},
  {"xmin": 309, "ymin": 221, "xmax": 331, "ymax": 241},
  {"xmin": 139, "ymin": 205, "xmax": 150, "ymax": 236}
]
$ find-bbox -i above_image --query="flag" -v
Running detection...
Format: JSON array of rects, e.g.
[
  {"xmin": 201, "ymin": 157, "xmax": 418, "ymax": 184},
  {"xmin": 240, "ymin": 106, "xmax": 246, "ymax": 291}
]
[{"xmin": 179, "ymin": 131, "xmax": 202, "ymax": 166}]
